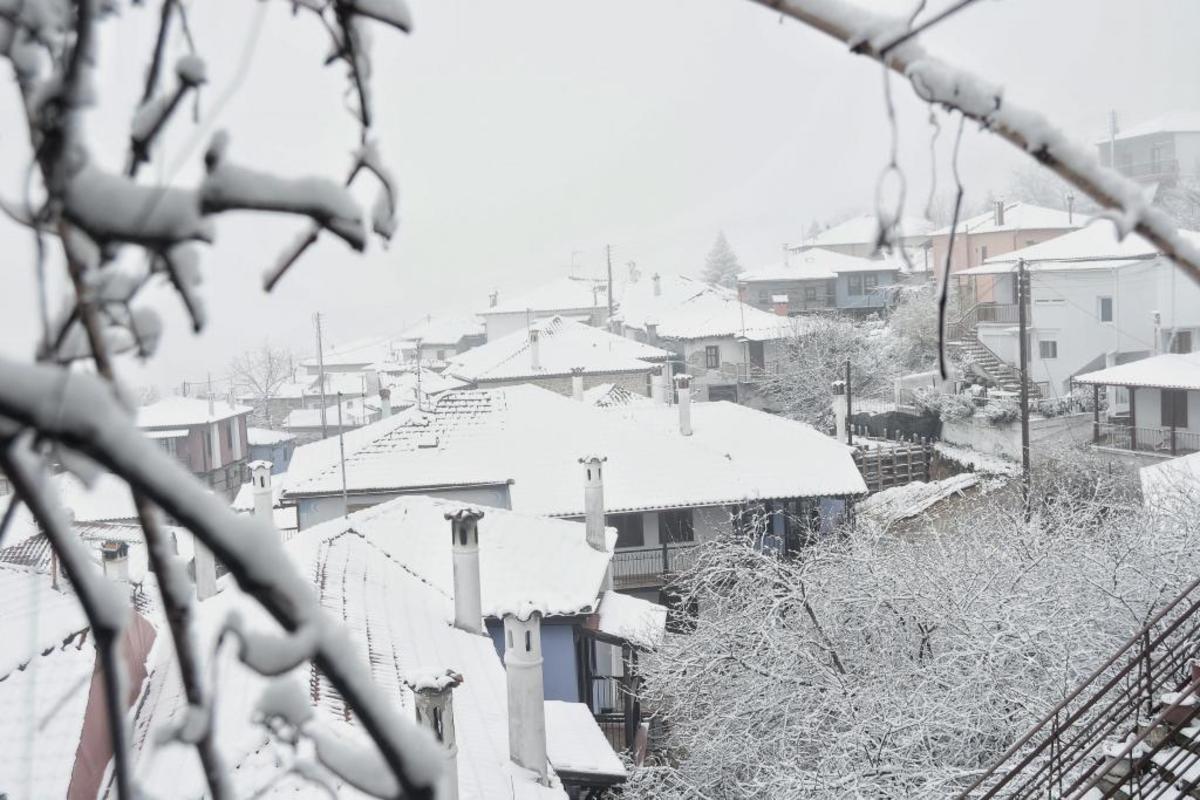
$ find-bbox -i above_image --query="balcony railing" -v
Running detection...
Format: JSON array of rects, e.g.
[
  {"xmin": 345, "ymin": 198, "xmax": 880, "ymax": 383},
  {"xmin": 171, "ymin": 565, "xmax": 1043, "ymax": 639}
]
[
  {"xmin": 612, "ymin": 542, "xmax": 698, "ymax": 588},
  {"xmin": 1118, "ymin": 158, "xmax": 1181, "ymax": 182},
  {"xmin": 976, "ymin": 303, "xmax": 1020, "ymax": 324},
  {"xmin": 1094, "ymin": 422, "xmax": 1200, "ymax": 456}
]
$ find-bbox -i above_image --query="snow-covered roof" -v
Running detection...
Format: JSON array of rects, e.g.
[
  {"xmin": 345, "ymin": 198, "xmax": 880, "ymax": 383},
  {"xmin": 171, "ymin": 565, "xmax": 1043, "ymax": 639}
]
[
  {"xmin": 129, "ymin": 505, "xmax": 581, "ymax": 800},
  {"xmin": 284, "ymin": 385, "xmax": 866, "ymax": 513},
  {"xmin": 799, "ymin": 214, "xmax": 936, "ymax": 248},
  {"xmin": 137, "ymin": 396, "xmax": 250, "ymax": 428},
  {"xmin": 447, "ymin": 316, "xmax": 669, "ymax": 383},
  {"xmin": 858, "ymin": 474, "xmax": 980, "ymax": 526},
  {"xmin": 582, "ymin": 383, "xmax": 656, "ymax": 408},
  {"xmin": 960, "ymin": 221, "xmax": 1200, "ymax": 276},
  {"xmin": 1140, "ymin": 450, "xmax": 1200, "ymax": 509},
  {"xmin": 485, "ymin": 275, "xmax": 610, "ymax": 316},
  {"xmin": 0, "ymin": 565, "xmax": 94, "ymax": 798},
  {"xmin": 740, "ymin": 247, "xmax": 903, "ymax": 283},
  {"xmin": 1101, "ymin": 111, "xmax": 1200, "ymax": 143},
  {"xmin": 246, "ymin": 427, "xmax": 295, "ymax": 446},
  {"xmin": 639, "ymin": 287, "xmax": 798, "ymax": 342},
  {"xmin": 300, "ymin": 335, "xmax": 403, "ymax": 369},
  {"xmin": 401, "ymin": 314, "xmax": 486, "ymax": 346},
  {"xmin": 612, "ymin": 273, "xmax": 717, "ymax": 331},
  {"xmin": 589, "ymin": 590, "xmax": 667, "ymax": 650},
  {"xmin": 1075, "ymin": 352, "xmax": 1200, "ymax": 391},
  {"xmin": 0, "ymin": 470, "xmax": 142, "ymax": 549},
  {"xmin": 231, "ymin": 475, "xmax": 299, "ymax": 531},
  {"xmin": 283, "ymin": 396, "xmax": 380, "ymax": 430},
  {"xmin": 930, "ymin": 201, "xmax": 1081, "ymax": 238},
  {"xmin": 544, "ymin": 701, "xmax": 627, "ymax": 781}
]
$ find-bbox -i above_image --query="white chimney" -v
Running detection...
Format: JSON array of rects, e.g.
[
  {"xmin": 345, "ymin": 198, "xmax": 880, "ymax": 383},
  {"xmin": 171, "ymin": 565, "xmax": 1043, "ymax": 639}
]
[
  {"xmin": 380, "ymin": 386, "xmax": 392, "ymax": 418},
  {"xmin": 652, "ymin": 273, "xmax": 661, "ymax": 297},
  {"xmin": 579, "ymin": 455, "xmax": 607, "ymax": 552},
  {"xmin": 504, "ymin": 610, "xmax": 549, "ymax": 783},
  {"xmin": 406, "ymin": 669, "xmax": 463, "ymax": 800},
  {"xmin": 645, "ymin": 322, "xmax": 659, "ymax": 347},
  {"xmin": 571, "ymin": 367, "xmax": 585, "ymax": 402},
  {"xmin": 250, "ymin": 460, "xmax": 274, "ymax": 520},
  {"xmin": 529, "ymin": 327, "xmax": 541, "ymax": 371},
  {"xmin": 650, "ymin": 366, "xmax": 665, "ymax": 404},
  {"xmin": 489, "ymin": 290, "xmax": 499, "ymax": 308},
  {"xmin": 831, "ymin": 379, "xmax": 848, "ymax": 442},
  {"xmin": 100, "ymin": 540, "xmax": 129, "ymax": 583},
  {"xmin": 674, "ymin": 374, "xmax": 693, "ymax": 436},
  {"xmin": 994, "ymin": 200, "xmax": 1005, "ymax": 227},
  {"xmin": 194, "ymin": 541, "xmax": 217, "ymax": 600},
  {"xmin": 446, "ymin": 508, "xmax": 484, "ymax": 635}
]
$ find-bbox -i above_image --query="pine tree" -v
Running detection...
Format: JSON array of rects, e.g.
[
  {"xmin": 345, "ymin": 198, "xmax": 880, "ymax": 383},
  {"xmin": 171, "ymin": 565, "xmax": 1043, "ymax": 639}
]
[{"xmin": 702, "ymin": 232, "xmax": 743, "ymax": 288}]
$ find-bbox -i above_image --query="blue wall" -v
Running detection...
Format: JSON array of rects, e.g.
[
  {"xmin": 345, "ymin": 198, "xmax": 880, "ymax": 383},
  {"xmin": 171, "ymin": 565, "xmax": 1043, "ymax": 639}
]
[
  {"xmin": 486, "ymin": 618, "xmax": 580, "ymax": 703},
  {"xmin": 835, "ymin": 270, "xmax": 898, "ymax": 311}
]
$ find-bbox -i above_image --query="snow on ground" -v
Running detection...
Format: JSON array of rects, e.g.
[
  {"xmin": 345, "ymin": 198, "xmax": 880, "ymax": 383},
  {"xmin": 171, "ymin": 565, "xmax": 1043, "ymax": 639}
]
[
  {"xmin": 858, "ymin": 473, "xmax": 980, "ymax": 526},
  {"xmin": 934, "ymin": 442, "xmax": 1021, "ymax": 477}
]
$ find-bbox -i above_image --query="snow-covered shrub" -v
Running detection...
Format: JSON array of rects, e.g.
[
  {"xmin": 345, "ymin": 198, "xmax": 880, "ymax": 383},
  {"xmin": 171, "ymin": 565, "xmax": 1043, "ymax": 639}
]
[
  {"xmin": 938, "ymin": 393, "xmax": 976, "ymax": 421},
  {"xmin": 982, "ymin": 400, "xmax": 1020, "ymax": 424}
]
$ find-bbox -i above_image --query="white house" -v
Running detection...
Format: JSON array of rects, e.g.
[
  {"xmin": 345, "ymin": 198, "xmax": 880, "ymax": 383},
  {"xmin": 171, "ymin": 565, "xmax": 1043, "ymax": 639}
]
[
  {"xmin": 953, "ymin": 222, "xmax": 1200, "ymax": 398},
  {"xmin": 482, "ymin": 276, "xmax": 614, "ymax": 341},
  {"xmin": 1096, "ymin": 111, "xmax": 1200, "ymax": 187},
  {"xmin": 793, "ymin": 213, "xmax": 936, "ymax": 262}
]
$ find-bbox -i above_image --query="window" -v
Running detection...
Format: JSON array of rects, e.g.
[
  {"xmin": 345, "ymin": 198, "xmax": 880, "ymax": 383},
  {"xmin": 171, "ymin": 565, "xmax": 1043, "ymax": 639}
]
[
  {"xmin": 864, "ymin": 274, "xmax": 879, "ymax": 291},
  {"xmin": 660, "ymin": 509, "xmax": 695, "ymax": 543},
  {"xmin": 608, "ymin": 513, "xmax": 644, "ymax": 549},
  {"xmin": 758, "ymin": 290, "xmax": 769, "ymax": 303},
  {"xmin": 847, "ymin": 275, "xmax": 864, "ymax": 296},
  {"xmin": 1162, "ymin": 389, "xmax": 1189, "ymax": 428},
  {"xmin": 705, "ymin": 345, "xmax": 720, "ymax": 369},
  {"xmin": 1098, "ymin": 296, "xmax": 1113, "ymax": 322},
  {"xmin": 803, "ymin": 286, "xmax": 818, "ymax": 302},
  {"xmin": 1172, "ymin": 331, "xmax": 1193, "ymax": 354},
  {"xmin": 225, "ymin": 421, "xmax": 234, "ymax": 449},
  {"xmin": 1039, "ymin": 340, "xmax": 1058, "ymax": 359},
  {"xmin": 980, "ymin": 245, "xmax": 989, "ymax": 261}
]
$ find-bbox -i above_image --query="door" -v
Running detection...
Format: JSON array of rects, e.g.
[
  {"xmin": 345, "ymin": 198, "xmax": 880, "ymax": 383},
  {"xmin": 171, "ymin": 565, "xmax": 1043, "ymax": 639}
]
[{"xmin": 748, "ymin": 341, "xmax": 765, "ymax": 370}]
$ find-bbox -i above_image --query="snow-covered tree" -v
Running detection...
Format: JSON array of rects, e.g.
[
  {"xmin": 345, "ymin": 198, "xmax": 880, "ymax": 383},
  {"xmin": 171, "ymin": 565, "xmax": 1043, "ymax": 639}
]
[
  {"xmin": 0, "ymin": 1, "xmax": 437, "ymax": 798},
  {"xmin": 628, "ymin": 458, "xmax": 1197, "ymax": 799},
  {"xmin": 702, "ymin": 232, "xmax": 743, "ymax": 288},
  {"xmin": 229, "ymin": 343, "xmax": 295, "ymax": 428}
]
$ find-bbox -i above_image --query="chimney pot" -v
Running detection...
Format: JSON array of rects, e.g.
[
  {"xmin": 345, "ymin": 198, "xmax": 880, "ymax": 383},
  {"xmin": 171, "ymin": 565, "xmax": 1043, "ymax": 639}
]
[
  {"xmin": 645, "ymin": 322, "xmax": 659, "ymax": 347},
  {"xmin": 250, "ymin": 460, "xmax": 274, "ymax": 522},
  {"xmin": 652, "ymin": 273, "xmax": 661, "ymax": 297},
  {"xmin": 446, "ymin": 507, "xmax": 485, "ymax": 634},
  {"xmin": 578, "ymin": 455, "xmax": 608, "ymax": 551},
  {"xmin": 674, "ymin": 374, "xmax": 693, "ymax": 436},
  {"xmin": 528, "ymin": 327, "xmax": 541, "ymax": 371},
  {"xmin": 406, "ymin": 669, "xmax": 464, "ymax": 800},
  {"xmin": 489, "ymin": 290, "xmax": 499, "ymax": 308},
  {"xmin": 504, "ymin": 610, "xmax": 549, "ymax": 783},
  {"xmin": 994, "ymin": 200, "xmax": 1005, "ymax": 227},
  {"xmin": 570, "ymin": 367, "xmax": 585, "ymax": 402},
  {"xmin": 379, "ymin": 386, "xmax": 392, "ymax": 418},
  {"xmin": 101, "ymin": 540, "xmax": 130, "ymax": 584}
]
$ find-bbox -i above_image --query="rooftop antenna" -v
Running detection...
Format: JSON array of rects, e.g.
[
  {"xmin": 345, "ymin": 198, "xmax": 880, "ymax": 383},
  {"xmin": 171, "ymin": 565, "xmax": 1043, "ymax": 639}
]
[
  {"xmin": 314, "ymin": 312, "xmax": 329, "ymax": 439},
  {"xmin": 206, "ymin": 372, "xmax": 214, "ymax": 417}
]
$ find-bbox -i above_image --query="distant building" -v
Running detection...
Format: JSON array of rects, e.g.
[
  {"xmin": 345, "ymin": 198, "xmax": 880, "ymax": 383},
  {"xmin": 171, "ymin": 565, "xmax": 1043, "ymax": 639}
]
[
  {"xmin": 137, "ymin": 397, "xmax": 251, "ymax": 497},
  {"xmin": 298, "ymin": 335, "xmax": 404, "ymax": 376},
  {"xmin": 245, "ymin": 427, "xmax": 296, "ymax": 473},
  {"xmin": 932, "ymin": 200, "xmax": 1082, "ymax": 284},
  {"xmin": 481, "ymin": 275, "xmax": 613, "ymax": 340},
  {"xmin": 738, "ymin": 248, "xmax": 905, "ymax": 316},
  {"xmin": 400, "ymin": 313, "xmax": 487, "ymax": 362},
  {"xmin": 282, "ymin": 394, "xmax": 383, "ymax": 444},
  {"xmin": 794, "ymin": 213, "xmax": 936, "ymax": 262},
  {"xmin": 446, "ymin": 315, "xmax": 669, "ymax": 397},
  {"xmin": 1096, "ymin": 111, "xmax": 1200, "ymax": 188}
]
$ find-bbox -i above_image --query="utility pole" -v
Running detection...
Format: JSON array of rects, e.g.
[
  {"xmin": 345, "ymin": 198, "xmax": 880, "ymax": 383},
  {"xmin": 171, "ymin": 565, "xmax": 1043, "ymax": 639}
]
[
  {"xmin": 314, "ymin": 312, "xmax": 329, "ymax": 439},
  {"xmin": 414, "ymin": 338, "xmax": 423, "ymax": 412},
  {"xmin": 336, "ymin": 391, "xmax": 348, "ymax": 515},
  {"xmin": 1017, "ymin": 258, "xmax": 1031, "ymax": 521},
  {"xmin": 606, "ymin": 244, "xmax": 614, "ymax": 328}
]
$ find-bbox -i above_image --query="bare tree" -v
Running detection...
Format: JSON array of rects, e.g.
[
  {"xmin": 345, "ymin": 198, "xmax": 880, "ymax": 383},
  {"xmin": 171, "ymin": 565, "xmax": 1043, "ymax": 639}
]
[
  {"xmin": 0, "ymin": 0, "xmax": 435, "ymax": 797},
  {"xmin": 229, "ymin": 343, "xmax": 295, "ymax": 428},
  {"xmin": 629, "ymin": 461, "xmax": 1197, "ymax": 799}
]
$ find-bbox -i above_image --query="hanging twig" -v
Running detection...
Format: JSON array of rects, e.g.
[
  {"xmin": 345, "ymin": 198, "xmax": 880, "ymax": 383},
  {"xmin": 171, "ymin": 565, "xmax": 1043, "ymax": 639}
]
[{"xmin": 937, "ymin": 116, "xmax": 965, "ymax": 380}]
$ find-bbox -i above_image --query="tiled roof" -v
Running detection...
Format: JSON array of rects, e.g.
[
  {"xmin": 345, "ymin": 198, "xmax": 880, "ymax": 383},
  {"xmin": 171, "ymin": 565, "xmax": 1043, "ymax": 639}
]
[
  {"xmin": 284, "ymin": 385, "xmax": 866, "ymax": 512},
  {"xmin": 648, "ymin": 289, "xmax": 797, "ymax": 342},
  {"xmin": 929, "ymin": 201, "xmax": 1081, "ymax": 238},
  {"xmin": 246, "ymin": 427, "xmax": 295, "ymax": 446},
  {"xmin": 582, "ymin": 383, "xmax": 655, "ymax": 408},
  {"xmin": 130, "ymin": 507, "xmax": 588, "ymax": 799},
  {"xmin": 741, "ymin": 248, "xmax": 903, "ymax": 283},
  {"xmin": 0, "ymin": 470, "xmax": 140, "ymax": 549},
  {"xmin": 485, "ymin": 275, "xmax": 610, "ymax": 316},
  {"xmin": 960, "ymin": 221, "xmax": 1200, "ymax": 275},
  {"xmin": 800, "ymin": 214, "xmax": 935, "ymax": 248},
  {"xmin": 401, "ymin": 314, "xmax": 485, "ymax": 346},
  {"xmin": 447, "ymin": 316, "xmax": 669, "ymax": 382},
  {"xmin": 137, "ymin": 396, "xmax": 251, "ymax": 427}
]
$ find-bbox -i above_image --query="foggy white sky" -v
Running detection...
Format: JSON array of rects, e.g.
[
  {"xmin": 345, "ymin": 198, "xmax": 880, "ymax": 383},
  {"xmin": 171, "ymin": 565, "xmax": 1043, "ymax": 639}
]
[{"xmin": 2, "ymin": 0, "xmax": 1199, "ymax": 392}]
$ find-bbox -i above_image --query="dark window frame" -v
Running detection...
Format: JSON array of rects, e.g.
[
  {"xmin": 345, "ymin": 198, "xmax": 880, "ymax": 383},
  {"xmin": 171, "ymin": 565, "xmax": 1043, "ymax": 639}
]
[
  {"xmin": 1039, "ymin": 340, "xmax": 1058, "ymax": 359},
  {"xmin": 1162, "ymin": 389, "xmax": 1189, "ymax": 428},
  {"xmin": 608, "ymin": 512, "xmax": 645, "ymax": 549},
  {"xmin": 847, "ymin": 275, "xmax": 864, "ymax": 296},
  {"xmin": 1099, "ymin": 296, "xmax": 1113, "ymax": 323},
  {"xmin": 705, "ymin": 345, "xmax": 720, "ymax": 369},
  {"xmin": 660, "ymin": 508, "xmax": 695, "ymax": 543}
]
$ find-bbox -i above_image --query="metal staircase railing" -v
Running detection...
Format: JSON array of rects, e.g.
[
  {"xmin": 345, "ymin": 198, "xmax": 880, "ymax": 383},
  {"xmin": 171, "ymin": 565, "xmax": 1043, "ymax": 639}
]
[{"xmin": 957, "ymin": 573, "xmax": 1200, "ymax": 799}]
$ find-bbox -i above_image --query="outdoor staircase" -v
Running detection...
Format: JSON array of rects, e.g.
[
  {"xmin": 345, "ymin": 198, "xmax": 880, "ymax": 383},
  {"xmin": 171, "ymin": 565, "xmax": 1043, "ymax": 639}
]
[
  {"xmin": 958, "ymin": 575, "xmax": 1200, "ymax": 799},
  {"xmin": 949, "ymin": 339, "xmax": 1043, "ymax": 399}
]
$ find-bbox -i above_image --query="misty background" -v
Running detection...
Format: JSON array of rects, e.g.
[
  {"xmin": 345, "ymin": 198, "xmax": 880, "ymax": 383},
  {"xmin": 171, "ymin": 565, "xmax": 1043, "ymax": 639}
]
[{"xmin": 1, "ymin": 0, "xmax": 1197, "ymax": 391}]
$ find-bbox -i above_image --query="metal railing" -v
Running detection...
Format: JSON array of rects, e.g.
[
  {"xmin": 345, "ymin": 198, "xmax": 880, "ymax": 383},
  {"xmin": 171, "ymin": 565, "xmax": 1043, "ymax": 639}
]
[
  {"xmin": 1094, "ymin": 422, "xmax": 1200, "ymax": 456},
  {"xmin": 1119, "ymin": 158, "xmax": 1181, "ymax": 181},
  {"xmin": 957, "ymin": 574, "xmax": 1200, "ymax": 799},
  {"xmin": 612, "ymin": 542, "xmax": 699, "ymax": 588},
  {"xmin": 976, "ymin": 303, "xmax": 1020, "ymax": 324}
]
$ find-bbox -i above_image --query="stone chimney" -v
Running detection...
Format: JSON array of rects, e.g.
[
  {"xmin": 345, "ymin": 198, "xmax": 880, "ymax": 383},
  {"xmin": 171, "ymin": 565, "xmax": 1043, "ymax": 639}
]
[
  {"xmin": 831, "ymin": 379, "xmax": 848, "ymax": 442},
  {"xmin": 446, "ymin": 507, "xmax": 485, "ymax": 635},
  {"xmin": 772, "ymin": 295, "xmax": 789, "ymax": 316},
  {"xmin": 250, "ymin": 460, "xmax": 274, "ymax": 520},
  {"xmin": 645, "ymin": 322, "xmax": 659, "ymax": 347},
  {"xmin": 379, "ymin": 386, "xmax": 392, "ymax": 418},
  {"xmin": 674, "ymin": 374, "xmax": 693, "ymax": 436},
  {"xmin": 100, "ymin": 540, "xmax": 129, "ymax": 583},
  {"xmin": 504, "ymin": 609, "xmax": 549, "ymax": 783},
  {"xmin": 529, "ymin": 327, "xmax": 541, "ymax": 371},
  {"xmin": 650, "ymin": 365, "xmax": 665, "ymax": 404},
  {"xmin": 571, "ymin": 367, "xmax": 585, "ymax": 402},
  {"xmin": 652, "ymin": 273, "xmax": 661, "ymax": 297},
  {"xmin": 579, "ymin": 455, "xmax": 607, "ymax": 552},
  {"xmin": 405, "ymin": 669, "xmax": 463, "ymax": 800},
  {"xmin": 489, "ymin": 290, "xmax": 499, "ymax": 308},
  {"xmin": 994, "ymin": 200, "xmax": 1005, "ymax": 227}
]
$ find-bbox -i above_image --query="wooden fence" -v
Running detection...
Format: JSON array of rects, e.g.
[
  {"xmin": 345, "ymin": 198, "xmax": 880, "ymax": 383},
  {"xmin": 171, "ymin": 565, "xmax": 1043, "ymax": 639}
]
[{"xmin": 851, "ymin": 428, "xmax": 934, "ymax": 493}]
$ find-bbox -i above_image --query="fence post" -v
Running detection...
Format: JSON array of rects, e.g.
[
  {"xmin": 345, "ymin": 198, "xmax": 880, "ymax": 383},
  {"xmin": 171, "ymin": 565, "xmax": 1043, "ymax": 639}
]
[{"xmin": 661, "ymin": 541, "xmax": 670, "ymax": 576}]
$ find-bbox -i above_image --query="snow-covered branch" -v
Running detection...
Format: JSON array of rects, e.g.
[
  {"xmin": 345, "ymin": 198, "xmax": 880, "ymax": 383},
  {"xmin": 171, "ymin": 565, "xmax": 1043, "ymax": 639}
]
[{"xmin": 746, "ymin": 0, "xmax": 1200, "ymax": 284}]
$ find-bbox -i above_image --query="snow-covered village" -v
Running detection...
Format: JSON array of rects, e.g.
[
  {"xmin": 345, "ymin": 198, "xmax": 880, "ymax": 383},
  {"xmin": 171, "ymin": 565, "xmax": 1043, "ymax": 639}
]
[{"xmin": 5, "ymin": 1, "xmax": 1200, "ymax": 798}]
